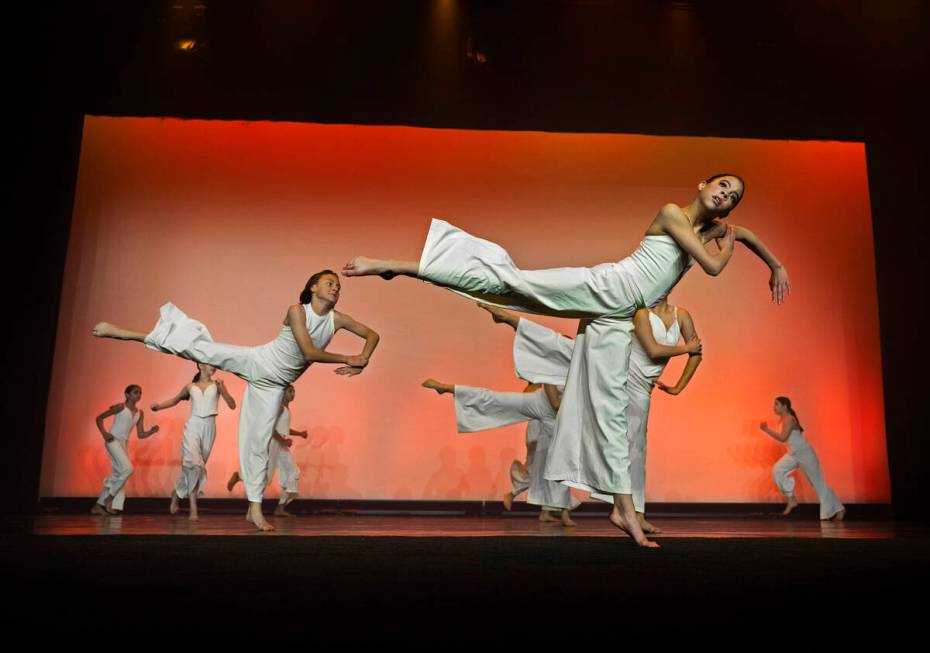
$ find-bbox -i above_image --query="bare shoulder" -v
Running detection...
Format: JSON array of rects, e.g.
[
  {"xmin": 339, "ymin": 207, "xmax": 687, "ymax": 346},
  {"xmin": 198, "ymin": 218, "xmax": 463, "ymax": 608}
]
[
  {"xmin": 333, "ymin": 310, "xmax": 352, "ymax": 329},
  {"xmin": 286, "ymin": 303, "xmax": 306, "ymax": 321},
  {"xmin": 110, "ymin": 403, "xmax": 124, "ymax": 412},
  {"xmin": 658, "ymin": 203, "xmax": 687, "ymax": 221}
]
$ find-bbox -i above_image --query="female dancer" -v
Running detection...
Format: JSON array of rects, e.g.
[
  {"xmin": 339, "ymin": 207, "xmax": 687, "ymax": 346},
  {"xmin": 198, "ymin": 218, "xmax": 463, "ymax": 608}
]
[
  {"xmin": 421, "ymin": 379, "xmax": 580, "ymax": 526},
  {"xmin": 92, "ymin": 385, "xmax": 160, "ymax": 515},
  {"xmin": 151, "ymin": 363, "xmax": 236, "ymax": 520},
  {"xmin": 269, "ymin": 384, "xmax": 308, "ymax": 517},
  {"xmin": 92, "ymin": 269, "xmax": 380, "ymax": 531},
  {"xmin": 760, "ymin": 397, "xmax": 845, "ymax": 520},
  {"xmin": 479, "ymin": 298, "xmax": 701, "ymax": 534},
  {"xmin": 345, "ymin": 175, "xmax": 788, "ymax": 546}
]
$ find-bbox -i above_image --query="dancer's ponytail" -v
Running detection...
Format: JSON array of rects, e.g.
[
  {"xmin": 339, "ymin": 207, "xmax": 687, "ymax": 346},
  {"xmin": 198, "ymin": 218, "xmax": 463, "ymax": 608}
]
[{"xmin": 775, "ymin": 396, "xmax": 803, "ymax": 432}]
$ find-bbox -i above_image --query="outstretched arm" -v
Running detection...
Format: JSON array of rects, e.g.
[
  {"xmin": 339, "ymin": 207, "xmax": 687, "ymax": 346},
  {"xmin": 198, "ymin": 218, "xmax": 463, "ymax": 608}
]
[
  {"xmin": 333, "ymin": 311, "xmax": 381, "ymax": 376},
  {"xmin": 655, "ymin": 308, "xmax": 702, "ymax": 396},
  {"xmin": 657, "ymin": 204, "xmax": 736, "ymax": 276},
  {"xmin": 136, "ymin": 411, "xmax": 160, "ymax": 439},
  {"xmin": 633, "ymin": 308, "xmax": 701, "ymax": 360},
  {"xmin": 287, "ymin": 305, "xmax": 365, "ymax": 367},
  {"xmin": 150, "ymin": 385, "xmax": 190, "ymax": 412},
  {"xmin": 703, "ymin": 220, "xmax": 790, "ymax": 304},
  {"xmin": 95, "ymin": 404, "xmax": 122, "ymax": 442}
]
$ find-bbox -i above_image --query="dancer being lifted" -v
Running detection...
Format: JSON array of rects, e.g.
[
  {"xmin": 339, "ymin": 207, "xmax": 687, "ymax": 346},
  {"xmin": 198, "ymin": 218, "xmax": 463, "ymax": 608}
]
[
  {"xmin": 151, "ymin": 363, "xmax": 236, "ymax": 521},
  {"xmin": 479, "ymin": 293, "xmax": 702, "ymax": 534},
  {"xmin": 344, "ymin": 174, "xmax": 788, "ymax": 547},
  {"xmin": 760, "ymin": 396, "xmax": 845, "ymax": 521},
  {"xmin": 422, "ymin": 378, "xmax": 580, "ymax": 527},
  {"xmin": 93, "ymin": 269, "xmax": 380, "ymax": 531}
]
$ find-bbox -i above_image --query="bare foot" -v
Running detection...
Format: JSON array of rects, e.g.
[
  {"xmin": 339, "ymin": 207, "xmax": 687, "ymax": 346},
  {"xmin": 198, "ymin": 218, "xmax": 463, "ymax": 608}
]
[
  {"xmin": 781, "ymin": 496, "xmax": 799, "ymax": 516},
  {"xmin": 246, "ymin": 503, "xmax": 275, "ymax": 532},
  {"xmin": 502, "ymin": 492, "xmax": 514, "ymax": 511},
  {"xmin": 477, "ymin": 303, "xmax": 518, "ymax": 328},
  {"xmin": 422, "ymin": 378, "xmax": 453, "ymax": 395},
  {"xmin": 609, "ymin": 506, "xmax": 660, "ymax": 548},
  {"xmin": 274, "ymin": 505, "xmax": 294, "ymax": 517},
  {"xmin": 104, "ymin": 496, "xmax": 119, "ymax": 514},
  {"xmin": 560, "ymin": 510, "xmax": 577, "ymax": 527},
  {"xmin": 188, "ymin": 511, "xmax": 199, "ymax": 521},
  {"xmin": 539, "ymin": 510, "xmax": 559, "ymax": 523},
  {"xmin": 829, "ymin": 508, "xmax": 846, "ymax": 522},
  {"xmin": 227, "ymin": 471, "xmax": 240, "ymax": 492},
  {"xmin": 638, "ymin": 514, "xmax": 662, "ymax": 534},
  {"xmin": 342, "ymin": 257, "xmax": 396, "ymax": 280},
  {"xmin": 169, "ymin": 491, "xmax": 179, "ymax": 515},
  {"xmin": 90, "ymin": 503, "xmax": 107, "ymax": 515}
]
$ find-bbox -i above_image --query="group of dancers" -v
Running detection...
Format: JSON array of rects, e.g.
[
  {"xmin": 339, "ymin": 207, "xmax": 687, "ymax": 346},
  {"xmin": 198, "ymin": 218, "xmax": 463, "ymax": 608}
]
[{"xmin": 91, "ymin": 174, "xmax": 845, "ymax": 544}]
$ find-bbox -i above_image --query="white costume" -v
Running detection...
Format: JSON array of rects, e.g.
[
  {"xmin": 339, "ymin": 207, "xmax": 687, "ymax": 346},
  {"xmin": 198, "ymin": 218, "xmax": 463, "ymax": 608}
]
[
  {"xmin": 513, "ymin": 311, "xmax": 681, "ymax": 513},
  {"xmin": 773, "ymin": 430, "xmax": 845, "ymax": 520},
  {"xmin": 418, "ymin": 218, "xmax": 693, "ymax": 496},
  {"xmin": 173, "ymin": 383, "xmax": 219, "ymax": 499},
  {"xmin": 96, "ymin": 405, "xmax": 140, "ymax": 511},
  {"xmin": 266, "ymin": 406, "xmax": 301, "ymax": 505},
  {"xmin": 454, "ymin": 385, "xmax": 580, "ymax": 510},
  {"xmin": 145, "ymin": 302, "xmax": 334, "ymax": 503}
]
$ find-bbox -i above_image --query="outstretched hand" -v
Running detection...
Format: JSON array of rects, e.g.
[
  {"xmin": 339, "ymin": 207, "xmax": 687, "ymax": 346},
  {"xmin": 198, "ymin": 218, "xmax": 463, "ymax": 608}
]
[
  {"xmin": 769, "ymin": 266, "xmax": 790, "ymax": 304},
  {"xmin": 335, "ymin": 366, "xmax": 364, "ymax": 377},
  {"xmin": 759, "ymin": 420, "xmax": 769, "ymax": 431}
]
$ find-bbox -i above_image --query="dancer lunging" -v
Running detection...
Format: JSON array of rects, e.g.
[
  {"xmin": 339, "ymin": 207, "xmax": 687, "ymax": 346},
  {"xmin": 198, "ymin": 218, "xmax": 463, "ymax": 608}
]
[
  {"xmin": 345, "ymin": 175, "xmax": 787, "ymax": 546},
  {"xmin": 760, "ymin": 396, "xmax": 845, "ymax": 520},
  {"xmin": 93, "ymin": 269, "xmax": 380, "ymax": 531},
  {"xmin": 151, "ymin": 363, "xmax": 236, "ymax": 520},
  {"xmin": 422, "ymin": 379, "xmax": 579, "ymax": 526},
  {"xmin": 92, "ymin": 385, "xmax": 160, "ymax": 515}
]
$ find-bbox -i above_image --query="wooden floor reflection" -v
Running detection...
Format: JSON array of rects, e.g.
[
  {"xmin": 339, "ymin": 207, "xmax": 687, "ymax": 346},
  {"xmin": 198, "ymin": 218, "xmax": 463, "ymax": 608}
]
[{"xmin": 26, "ymin": 513, "xmax": 921, "ymax": 539}]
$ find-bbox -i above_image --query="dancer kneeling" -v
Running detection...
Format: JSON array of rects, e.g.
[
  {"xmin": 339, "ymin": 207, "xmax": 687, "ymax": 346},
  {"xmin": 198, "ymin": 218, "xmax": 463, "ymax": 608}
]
[
  {"xmin": 422, "ymin": 378, "xmax": 580, "ymax": 526},
  {"xmin": 93, "ymin": 269, "xmax": 380, "ymax": 531}
]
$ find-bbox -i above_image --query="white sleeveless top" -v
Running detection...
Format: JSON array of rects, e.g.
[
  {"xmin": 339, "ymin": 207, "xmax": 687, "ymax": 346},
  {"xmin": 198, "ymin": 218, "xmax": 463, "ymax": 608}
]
[
  {"xmin": 786, "ymin": 428, "xmax": 810, "ymax": 454},
  {"xmin": 275, "ymin": 406, "xmax": 291, "ymax": 436},
  {"xmin": 110, "ymin": 406, "xmax": 140, "ymax": 441},
  {"xmin": 260, "ymin": 305, "xmax": 336, "ymax": 385},
  {"xmin": 616, "ymin": 236, "xmax": 695, "ymax": 310},
  {"xmin": 629, "ymin": 308, "xmax": 682, "ymax": 392},
  {"xmin": 188, "ymin": 383, "xmax": 219, "ymax": 418}
]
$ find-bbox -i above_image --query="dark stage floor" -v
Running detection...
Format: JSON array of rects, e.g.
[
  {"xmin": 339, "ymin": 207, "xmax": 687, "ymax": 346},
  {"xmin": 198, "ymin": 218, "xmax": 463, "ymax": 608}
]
[{"xmin": 5, "ymin": 512, "xmax": 927, "ymax": 631}]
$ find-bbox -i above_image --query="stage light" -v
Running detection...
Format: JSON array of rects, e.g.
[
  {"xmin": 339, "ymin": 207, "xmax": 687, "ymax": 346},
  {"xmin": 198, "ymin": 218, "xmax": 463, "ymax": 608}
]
[{"xmin": 175, "ymin": 39, "xmax": 197, "ymax": 51}]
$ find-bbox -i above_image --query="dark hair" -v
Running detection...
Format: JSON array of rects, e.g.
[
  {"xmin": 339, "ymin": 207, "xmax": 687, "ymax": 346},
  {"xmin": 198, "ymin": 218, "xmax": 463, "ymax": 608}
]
[
  {"xmin": 704, "ymin": 173, "xmax": 745, "ymax": 207},
  {"xmin": 299, "ymin": 269, "xmax": 338, "ymax": 304},
  {"xmin": 124, "ymin": 384, "xmax": 141, "ymax": 396},
  {"xmin": 775, "ymin": 396, "xmax": 803, "ymax": 432}
]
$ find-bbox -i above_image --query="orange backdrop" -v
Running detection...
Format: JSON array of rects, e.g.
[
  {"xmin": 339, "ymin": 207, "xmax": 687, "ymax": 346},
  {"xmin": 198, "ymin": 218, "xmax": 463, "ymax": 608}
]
[{"xmin": 41, "ymin": 116, "xmax": 889, "ymax": 504}]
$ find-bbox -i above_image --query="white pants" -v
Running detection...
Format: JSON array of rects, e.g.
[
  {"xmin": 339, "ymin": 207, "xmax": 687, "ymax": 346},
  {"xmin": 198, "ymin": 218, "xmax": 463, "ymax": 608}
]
[
  {"xmin": 173, "ymin": 415, "xmax": 217, "ymax": 499},
  {"xmin": 773, "ymin": 445, "xmax": 845, "ymax": 519},
  {"xmin": 454, "ymin": 386, "xmax": 578, "ymax": 510},
  {"xmin": 145, "ymin": 303, "xmax": 286, "ymax": 503},
  {"xmin": 97, "ymin": 438, "xmax": 133, "ymax": 510},
  {"xmin": 275, "ymin": 448, "xmax": 301, "ymax": 503},
  {"xmin": 418, "ymin": 220, "xmax": 642, "ymax": 498}
]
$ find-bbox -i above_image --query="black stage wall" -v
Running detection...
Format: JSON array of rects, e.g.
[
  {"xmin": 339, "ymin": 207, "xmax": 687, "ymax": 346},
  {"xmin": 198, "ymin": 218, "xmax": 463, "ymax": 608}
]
[{"xmin": 13, "ymin": 1, "xmax": 927, "ymax": 518}]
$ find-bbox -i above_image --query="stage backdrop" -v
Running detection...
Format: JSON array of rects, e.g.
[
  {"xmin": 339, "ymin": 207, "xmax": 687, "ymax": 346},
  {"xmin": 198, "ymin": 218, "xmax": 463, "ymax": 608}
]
[{"xmin": 41, "ymin": 116, "xmax": 889, "ymax": 505}]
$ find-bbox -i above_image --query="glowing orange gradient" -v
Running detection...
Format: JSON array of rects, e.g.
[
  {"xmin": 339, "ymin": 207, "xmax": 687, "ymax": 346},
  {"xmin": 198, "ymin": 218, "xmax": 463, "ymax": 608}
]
[{"xmin": 41, "ymin": 117, "xmax": 889, "ymax": 504}]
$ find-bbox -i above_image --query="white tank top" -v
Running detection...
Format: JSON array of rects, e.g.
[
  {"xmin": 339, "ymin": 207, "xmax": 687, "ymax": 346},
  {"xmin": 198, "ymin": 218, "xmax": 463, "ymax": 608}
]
[
  {"xmin": 189, "ymin": 383, "xmax": 219, "ymax": 418},
  {"xmin": 275, "ymin": 406, "xmax": 291, "ymax": 436},
  {"xmin": 786, "ymin": 428, "xmax": 810, "ymax": 454},
  {"xmin": 110, "ymin": 406, "xmax": 140, "ymax": 441},
  {"xmin": 615, "ymin": 236, "xmax": 694, "ymax": 310},
  {"xmin": 261, "ymin": 305, "xmax": 336, "ymax": 384},
  {"xmin": 629, "ymin": 308, "xmax": 682, "ymax": 391}
]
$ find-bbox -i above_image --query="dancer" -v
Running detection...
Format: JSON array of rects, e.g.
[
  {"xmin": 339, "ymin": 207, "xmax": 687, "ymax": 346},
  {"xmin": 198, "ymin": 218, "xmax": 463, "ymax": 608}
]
[
  {"xmin": 760, "ymin": 396, "xmax": 845, "ymax": 520},
  {"xmin": 421, "ymin": 379, "xmax": 580, "ymax": 526},
  {"xmin": 268, "ymin": 385, "xmax": 308, "ymax": 517},
  {"xmin": 151, "ymin": 363, "xmax": 236, "ymax": 520},
  {"xmin": 345, "ymin": 174, "xmax": 788, "ymax": 546},
  {"xmin": 92, "ymin": 269, "xmax": 380, "ymax": 531},
  {"xmin": 479, "ymin": 299, "xmax": 701, "ymax": 534},
  {"xmin": 92, "ymin": 385, "xmax": 160, "ymax": 515}
]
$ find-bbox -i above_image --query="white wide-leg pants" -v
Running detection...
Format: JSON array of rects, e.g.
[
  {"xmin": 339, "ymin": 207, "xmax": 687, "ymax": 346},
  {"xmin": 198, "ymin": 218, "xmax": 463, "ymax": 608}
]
[
  {"xmin": 773, "ymin": 445, "xmax": 845, "ymax": 519},
  {"xmin": 173, "ymin": 415, "xmax": 217, "ymax": 499},
  {"xmin": 98, "ymin": 438, "xmax": 133, "ymax": 511}
]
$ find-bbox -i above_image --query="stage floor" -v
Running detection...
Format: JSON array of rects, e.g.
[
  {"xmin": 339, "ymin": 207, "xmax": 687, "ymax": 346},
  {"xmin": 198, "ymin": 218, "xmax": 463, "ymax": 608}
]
[{"xmin": 23, "ymin": 512, "xmax": 924, "ymax": 539}]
